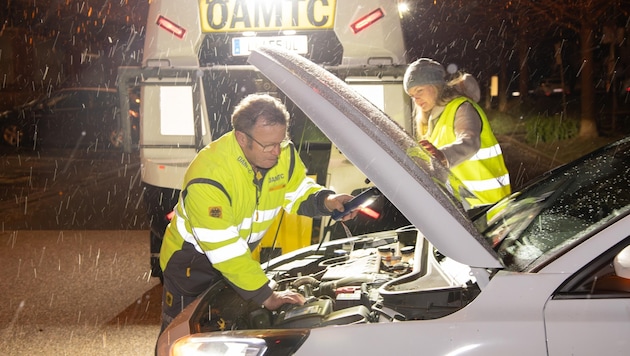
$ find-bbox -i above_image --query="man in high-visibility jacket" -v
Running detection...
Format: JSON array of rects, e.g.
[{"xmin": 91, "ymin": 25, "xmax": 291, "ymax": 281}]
[
  {"xmin": 158, "ymin": 94, "xmax": 356, "ymax": 333},
  {"xmin": 404, "ymin": 58, "xmax": 511, "ymax": 207}
]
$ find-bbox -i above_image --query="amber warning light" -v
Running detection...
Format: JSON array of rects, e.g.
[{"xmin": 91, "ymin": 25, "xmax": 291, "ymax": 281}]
[
  {"xmin": 359, "ymin": 207, "xmax": 380, "ymax": 220},
  {"xmin": 157, "ymin": 15, "xmax": 186, "ymax": 39},
  {"xmin": 350, "ymin": 8, "xmax": 385, "ymax": 34}
]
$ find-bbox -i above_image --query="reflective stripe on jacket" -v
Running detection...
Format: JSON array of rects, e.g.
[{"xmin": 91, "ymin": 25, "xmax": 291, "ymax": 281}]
[
  {"xmin": 160, "ymin": 131, "xmax": 326, "ymax": 303},
  {"xmin": 429, "ymin": 97, "xmax": 511, "ymax": 206}
]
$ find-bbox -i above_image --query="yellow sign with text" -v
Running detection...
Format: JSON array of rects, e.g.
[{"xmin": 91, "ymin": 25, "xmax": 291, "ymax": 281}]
[{"xmin": 199, "ymin": 0, "xmax": 336, "ymax": 33}]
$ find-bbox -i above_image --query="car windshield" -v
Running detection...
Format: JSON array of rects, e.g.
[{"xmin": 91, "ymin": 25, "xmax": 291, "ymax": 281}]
[{"xmin": 474, "ymin": 137, "xmax": 630, "ymax": 272}]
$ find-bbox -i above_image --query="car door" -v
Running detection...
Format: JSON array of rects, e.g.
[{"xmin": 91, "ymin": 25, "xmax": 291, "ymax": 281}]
[
  {"xmin": 38, "ymin": 90, "xmax": 90, "ymax": 147},
  {"xmin": 544, "ymin": 235, "xmax": 630, "ymax": 355},
  {"xmin": 87, "ymin": 90, "xmax": 119, "ymax": 148}
]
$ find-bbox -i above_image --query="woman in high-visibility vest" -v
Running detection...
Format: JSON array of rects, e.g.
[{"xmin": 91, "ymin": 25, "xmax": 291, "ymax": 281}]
[{"xmin": 404, "ymin": 58, "xmax": 511, "ymax": 207}]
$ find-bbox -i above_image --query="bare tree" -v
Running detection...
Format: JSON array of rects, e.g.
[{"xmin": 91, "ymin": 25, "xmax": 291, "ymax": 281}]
[
  {"xmin": 0, "ymin": 0, "xmax": 147, "ymax": 89},
  {"xmin": 403, "ymin": 1, "xmax": 551, "ymax": 112},
  {"xmin": 519, "ymin": 0, "xmax": 629, "ymax": 139}
]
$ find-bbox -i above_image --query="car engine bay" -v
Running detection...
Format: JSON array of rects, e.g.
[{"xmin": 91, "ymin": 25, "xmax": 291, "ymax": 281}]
[{"xmin": 191, "ymin": 227, "xmax": 480, "ymax": 333}]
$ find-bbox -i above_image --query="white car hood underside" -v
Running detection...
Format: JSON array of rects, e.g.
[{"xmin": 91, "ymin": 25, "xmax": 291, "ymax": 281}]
[{"xmin": 248, "ymin": 46, "xmax": 501, "ymax": 269}]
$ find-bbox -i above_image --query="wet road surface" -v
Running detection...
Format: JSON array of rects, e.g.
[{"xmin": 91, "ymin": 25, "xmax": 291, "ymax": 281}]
[
  {"xmin": 0, "ymin": 148, "xmax": 148, "ymax": 230},
  {"xmin": 0, "ymin": 230, "xmax": 161, "ymax": 355},
  {"xmin": 1, "ymin": 147, "xmax": 159, "ymax": 355}
]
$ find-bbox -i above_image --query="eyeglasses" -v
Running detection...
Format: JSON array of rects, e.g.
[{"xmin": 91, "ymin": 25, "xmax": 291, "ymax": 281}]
[{"xmin": 241, "ymin": 131, "xmax": 290, "ymax": 153}]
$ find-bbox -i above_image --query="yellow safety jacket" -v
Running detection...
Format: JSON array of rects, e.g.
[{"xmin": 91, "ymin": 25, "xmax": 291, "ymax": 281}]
[
  {"xmin": 160, "ymin": 131, "xmax": 330, "ymax": 304},
  {"xmin": 430, "ymin": 97, "xmax": 511, "ymax": 206}
]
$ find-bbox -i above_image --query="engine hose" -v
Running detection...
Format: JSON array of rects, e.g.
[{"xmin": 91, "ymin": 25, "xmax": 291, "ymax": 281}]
[
  {"xmin": 292, "ymin": 275, "xmax": 320, "ymax": 288},
  {"xmin": 316, "ymin": 275, "xmax": 372, "ymax": 298}
]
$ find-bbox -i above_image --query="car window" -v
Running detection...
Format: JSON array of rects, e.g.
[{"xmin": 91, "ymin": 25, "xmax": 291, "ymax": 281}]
[
  {"xmin": 552, "ymin": 237, "xmax": 630, "ymax": 299},
  {"xmin": 93, "ymin": 92, "xmax": 118, "ymax": 109},
  {"xmin": 45, "ymin": 91, "xmax": 89, "ymax": 110},
  {"xmin": 476, "ymin": 137, "xmax": 630, "ymax": 272},
  {"xmin": 48, "ymin": 90, "xmax": 118, "ymax": 111}
]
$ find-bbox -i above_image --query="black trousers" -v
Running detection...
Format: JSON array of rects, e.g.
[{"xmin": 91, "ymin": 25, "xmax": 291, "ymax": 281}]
[{"xmin": 159, "ymin": 241, "xmax": 221, "ymax": 332}]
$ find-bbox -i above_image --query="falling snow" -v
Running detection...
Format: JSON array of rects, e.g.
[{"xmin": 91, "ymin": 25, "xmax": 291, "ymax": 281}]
[
  {"xmin": 0, "ymin": 230, "xmax": 159, "ymax": 355},
  {"xmin": 1, "ymin": 0, "xmax": 629, "ymax": 355}
]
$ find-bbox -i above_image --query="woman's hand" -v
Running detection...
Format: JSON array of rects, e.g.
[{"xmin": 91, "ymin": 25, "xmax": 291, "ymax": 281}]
[{"xmin": 419, "ymin": 140, "xmax": 448, "ymax": 167}]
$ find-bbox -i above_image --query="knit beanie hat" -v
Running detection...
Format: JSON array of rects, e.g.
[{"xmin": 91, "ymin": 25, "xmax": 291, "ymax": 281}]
[{"xmin": 403, "ymin": 58, "xmax": 446, "ymax": 93}]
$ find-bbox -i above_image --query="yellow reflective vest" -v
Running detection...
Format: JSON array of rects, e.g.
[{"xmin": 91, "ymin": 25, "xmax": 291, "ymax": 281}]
[
  {"xmin": 429, "ymin": 97, "xmax": 511, "ymax": 206},
  {"xmin": 160, "ymin": 131, "xmax": 329, "ymax": 303}
]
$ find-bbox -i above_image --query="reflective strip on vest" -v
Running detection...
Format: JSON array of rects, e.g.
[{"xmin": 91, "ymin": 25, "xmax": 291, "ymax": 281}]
[
  {"xmin": 256, "ymin": 206, "xmax": 282, "ymax": 226},
  {"xmin": 284, "ymin": 177, "xmax": 320, "ymax": 212},
  {"xmin": 205, "ymin": 238, "xmax": 250, "ymax": 265},
  {"xmin": 461, "ymin": 173, "xmax": 511, "ymax": 192},
  {"xmin": 179, "ymin": 216, "xmax": 239, "ymax": 245},
  {"xmin": 468, "ymin": 143, "xmax": 503, "ymax": 161},
  {"xmin": 177, "ymin": 203, "xmax": 249, "ymax": 264}
]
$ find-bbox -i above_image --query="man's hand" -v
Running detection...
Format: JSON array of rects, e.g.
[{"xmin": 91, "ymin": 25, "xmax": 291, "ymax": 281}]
[
  {"xmin": 324, "ymin": 193, "xmax": 359, "ymax": 221},
  {"xmin": 419, "ymin": 140, "xmax": 448, "ymax": 167},
  {"xmin": 262, "ymin": 290, "xmax": 306, "ymax": 311}
]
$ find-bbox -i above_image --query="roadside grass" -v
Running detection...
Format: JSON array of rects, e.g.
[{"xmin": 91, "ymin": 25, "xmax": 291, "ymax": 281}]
[{"xmin": 487, "ymin": 107, "xmax": 625, "ymax": 164}]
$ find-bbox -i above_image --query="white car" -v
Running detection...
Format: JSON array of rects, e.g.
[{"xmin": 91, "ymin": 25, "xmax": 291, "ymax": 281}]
[{"xmin": 157, "ymin": 46, "xmax": 630, "ymax": 355}]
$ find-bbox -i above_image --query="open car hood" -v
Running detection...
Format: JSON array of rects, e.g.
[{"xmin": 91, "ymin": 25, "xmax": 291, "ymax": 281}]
[{"xmin": 248, "ymin": 46, "xmax": 502, "ymax": 269}]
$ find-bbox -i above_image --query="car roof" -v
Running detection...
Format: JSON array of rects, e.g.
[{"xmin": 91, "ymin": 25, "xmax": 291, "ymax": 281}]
[
  {"xmin": 52, "ymin": 87, "xmax": 117, "ymax": 95},
  {"xmin": 248, "ymin": 46, "xmax": 502, "ymax": 268},
  {"xmin": 57, "ymin": 87, "xmax": 117, "ymax": 92}
]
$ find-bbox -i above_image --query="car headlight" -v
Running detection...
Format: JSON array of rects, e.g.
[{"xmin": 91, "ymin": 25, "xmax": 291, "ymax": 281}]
[
  {"xmin": 171, "ymin": 335, "xmax": 266, "ymax": 355},
  {"xmin": 170, "ymin": 329, "xmax": 310, "ymax": 356}
]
